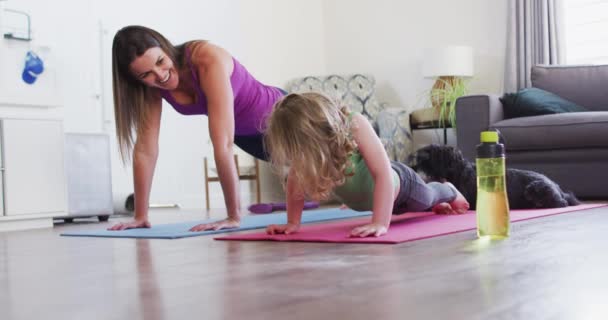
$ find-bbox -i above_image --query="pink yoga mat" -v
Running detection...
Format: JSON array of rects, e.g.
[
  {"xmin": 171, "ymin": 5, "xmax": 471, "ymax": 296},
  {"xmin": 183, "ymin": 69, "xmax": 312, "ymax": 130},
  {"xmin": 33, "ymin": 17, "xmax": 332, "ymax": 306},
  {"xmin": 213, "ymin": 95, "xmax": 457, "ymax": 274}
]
[{"xmin": 214, "ymin": 204, "xmax": 607, "ymax": 244}]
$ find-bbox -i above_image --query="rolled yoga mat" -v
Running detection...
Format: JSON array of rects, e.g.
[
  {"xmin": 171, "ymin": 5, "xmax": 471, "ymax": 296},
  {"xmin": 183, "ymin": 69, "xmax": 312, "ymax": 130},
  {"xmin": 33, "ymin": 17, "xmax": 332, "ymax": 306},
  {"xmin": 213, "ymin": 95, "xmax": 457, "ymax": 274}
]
[
  {"xmin": 214, "ymin": 204, "xmax": 608, "ymax": 244},
  {"xmin": 60, "ymin": 208, "xmax": 371, "ymax": 239},
  {"xmin": 112, "ymin": 192, "xmax": 134, "ymax": 215}
]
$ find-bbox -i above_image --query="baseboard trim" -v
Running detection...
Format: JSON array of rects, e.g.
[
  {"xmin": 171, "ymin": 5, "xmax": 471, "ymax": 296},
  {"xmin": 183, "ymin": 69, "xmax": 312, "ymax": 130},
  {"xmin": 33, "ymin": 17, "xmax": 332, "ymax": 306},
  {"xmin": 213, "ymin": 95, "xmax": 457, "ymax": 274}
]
[{"xmin": 0, "ymin": 215, "xmax": 55, "ymax": 232}]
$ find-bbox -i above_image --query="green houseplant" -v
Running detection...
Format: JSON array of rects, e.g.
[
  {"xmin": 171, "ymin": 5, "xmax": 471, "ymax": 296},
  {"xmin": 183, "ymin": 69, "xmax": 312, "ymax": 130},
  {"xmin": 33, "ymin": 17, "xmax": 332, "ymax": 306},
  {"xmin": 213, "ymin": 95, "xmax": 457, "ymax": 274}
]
[{"xmin": 429, "ymin": 77, "xmax": 469, "ymax": 129}]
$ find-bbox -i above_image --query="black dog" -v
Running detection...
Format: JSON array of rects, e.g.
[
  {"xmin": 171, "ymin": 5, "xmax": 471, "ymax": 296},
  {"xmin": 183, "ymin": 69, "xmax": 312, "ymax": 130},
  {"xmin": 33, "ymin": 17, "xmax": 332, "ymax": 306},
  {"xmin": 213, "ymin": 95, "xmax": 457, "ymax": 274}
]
[{"xmin": 408, "ymin": 144, "xmax": 580, "ymax": 209}]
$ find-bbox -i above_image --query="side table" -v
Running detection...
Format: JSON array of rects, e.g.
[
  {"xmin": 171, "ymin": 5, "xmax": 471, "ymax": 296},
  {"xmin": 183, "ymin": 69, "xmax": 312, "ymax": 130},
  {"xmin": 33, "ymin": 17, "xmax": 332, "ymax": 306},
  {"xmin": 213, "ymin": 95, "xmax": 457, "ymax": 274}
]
[{"xmin": 410, "ymin": 107, "xmax": 457, "ymax": 151}]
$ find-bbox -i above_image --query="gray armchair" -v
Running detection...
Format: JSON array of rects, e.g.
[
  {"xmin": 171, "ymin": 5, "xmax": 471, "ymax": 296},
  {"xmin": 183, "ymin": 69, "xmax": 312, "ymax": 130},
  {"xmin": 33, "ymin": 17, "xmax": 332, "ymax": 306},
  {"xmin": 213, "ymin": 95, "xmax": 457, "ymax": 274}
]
[
  {"xmin": 455, "ymin": 65, "xmax": 608, "ymax": 198},
  {"xmin": 285, "ymin": 74, "xmax": 413, "ymax": 162}
]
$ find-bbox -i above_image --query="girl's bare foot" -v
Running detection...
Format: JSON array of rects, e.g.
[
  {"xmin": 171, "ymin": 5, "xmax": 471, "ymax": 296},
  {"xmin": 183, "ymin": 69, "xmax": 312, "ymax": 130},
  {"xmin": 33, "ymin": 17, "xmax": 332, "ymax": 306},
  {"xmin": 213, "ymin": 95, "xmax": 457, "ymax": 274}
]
[
  {"xmin": 432, "ymin": 202, "xmax": 454, "ymax": 215},
  {"xmin": 445, "ymin": 182, "xmax": 469, "ymax": 214}
]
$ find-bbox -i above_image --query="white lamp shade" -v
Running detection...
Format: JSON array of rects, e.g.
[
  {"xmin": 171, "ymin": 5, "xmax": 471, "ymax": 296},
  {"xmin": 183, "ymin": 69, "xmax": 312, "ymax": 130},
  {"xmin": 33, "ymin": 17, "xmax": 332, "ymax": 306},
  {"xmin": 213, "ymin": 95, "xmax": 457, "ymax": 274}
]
[{"xmin": 422, "ymin": 46, "xmax": 474, "ymax": 78}]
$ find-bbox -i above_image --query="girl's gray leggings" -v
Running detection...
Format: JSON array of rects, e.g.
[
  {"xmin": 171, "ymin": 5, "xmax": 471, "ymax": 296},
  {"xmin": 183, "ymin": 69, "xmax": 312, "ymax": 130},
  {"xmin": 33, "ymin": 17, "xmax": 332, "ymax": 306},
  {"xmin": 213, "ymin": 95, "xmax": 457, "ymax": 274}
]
[{"xmin": 391, "ymin": 161, "xmax": 457, "ymax": 214}]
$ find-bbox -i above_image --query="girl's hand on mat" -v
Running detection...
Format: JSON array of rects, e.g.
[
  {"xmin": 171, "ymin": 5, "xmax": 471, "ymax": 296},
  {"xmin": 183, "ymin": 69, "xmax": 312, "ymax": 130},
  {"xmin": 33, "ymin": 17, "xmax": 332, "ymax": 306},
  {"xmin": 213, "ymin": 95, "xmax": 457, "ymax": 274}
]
[
  {"xmin": 107, "ymin": 219, "xmax": 151, "ymax": 231},
  {"xmin": 266, "ymin": 223, "xmax": 300, "ymax": 235},
  {"xmin": 189, "ymin": 218, "xmax": 240, "ymax": 232},
  {"xmin": 350, "ymin": 222, "xmax": 388, "ymax": 237}
]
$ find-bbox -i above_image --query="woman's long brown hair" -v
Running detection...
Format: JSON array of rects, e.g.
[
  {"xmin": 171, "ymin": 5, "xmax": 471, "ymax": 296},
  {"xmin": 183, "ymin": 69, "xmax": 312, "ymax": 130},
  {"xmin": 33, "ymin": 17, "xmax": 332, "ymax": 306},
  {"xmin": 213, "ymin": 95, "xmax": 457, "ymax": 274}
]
[{"xmin": 111, "ymin": 25, "xmax": 184, "ymax": 161}]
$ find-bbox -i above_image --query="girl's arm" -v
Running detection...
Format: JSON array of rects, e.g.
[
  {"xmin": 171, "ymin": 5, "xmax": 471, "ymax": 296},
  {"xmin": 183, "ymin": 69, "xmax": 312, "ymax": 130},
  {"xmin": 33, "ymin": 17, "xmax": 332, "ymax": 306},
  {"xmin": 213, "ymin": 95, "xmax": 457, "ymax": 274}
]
[
  {"xmin": 189, "ymin": 43, "xmax": 241, "ymax": 232},
  {"xmin": 350, "ymin": 113, "xmax": 395, "ymax": 237},
  {"xmin": 266, "ymin": 168, "xmax": 305, "ymax": 235}
]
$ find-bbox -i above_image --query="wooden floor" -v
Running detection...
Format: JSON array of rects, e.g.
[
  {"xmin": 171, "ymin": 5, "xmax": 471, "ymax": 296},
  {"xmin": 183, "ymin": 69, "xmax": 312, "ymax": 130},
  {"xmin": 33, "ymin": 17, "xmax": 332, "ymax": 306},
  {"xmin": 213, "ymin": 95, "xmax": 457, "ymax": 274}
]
[{"xmin": 1, "ymin": 204, "xmax": 608, "ymax": 320}]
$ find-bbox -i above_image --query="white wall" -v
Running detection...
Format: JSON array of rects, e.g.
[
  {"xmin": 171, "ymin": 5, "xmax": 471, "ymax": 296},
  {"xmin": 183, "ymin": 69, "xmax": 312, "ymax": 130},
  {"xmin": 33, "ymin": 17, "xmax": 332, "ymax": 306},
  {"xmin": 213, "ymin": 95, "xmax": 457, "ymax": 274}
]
[
  {"xmin": 0, "ymin": 0, "xmax": 327, "ymax": 210},
  {"xmin": 91, "ymin": 0, "xmax": 245, "ymax": 209},
  {"xmin": 322, "ymin": 0, "xmax": 508, "ymax": 111},
  {"xmin": 237, "ymin": 0, "xmax": 327, "ymax": 204},
  {"xmin": 0, "ymin": 0, "xmax": 245, "ymax": 209},
  {"xmin": 0, "ymin": 0, "xmax": 507, "ymax": 211}
]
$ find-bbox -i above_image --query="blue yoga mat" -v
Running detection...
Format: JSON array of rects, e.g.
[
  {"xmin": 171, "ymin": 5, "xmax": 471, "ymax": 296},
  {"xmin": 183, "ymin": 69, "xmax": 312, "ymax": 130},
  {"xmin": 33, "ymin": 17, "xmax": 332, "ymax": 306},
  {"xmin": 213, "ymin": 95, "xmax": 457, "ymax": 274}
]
[{"xmin": 60, "ymin": 208, "xmax": 371, "ymax": 239}]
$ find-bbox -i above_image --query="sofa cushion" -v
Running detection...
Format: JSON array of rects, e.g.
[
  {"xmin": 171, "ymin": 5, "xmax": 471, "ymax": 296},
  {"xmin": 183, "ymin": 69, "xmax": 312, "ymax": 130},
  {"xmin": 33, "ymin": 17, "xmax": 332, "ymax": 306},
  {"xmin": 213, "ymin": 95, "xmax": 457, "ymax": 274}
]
[
  {"xmin": 500, "ymin": 88, "xmax": 587, "ymax": 119},
  {"xmin": 491, "ymin": 111, "xmax": 608, "ymax": 151},
  {"xmin": 532, "ymin": 65, "xmax": 608, "ymax": 111}
]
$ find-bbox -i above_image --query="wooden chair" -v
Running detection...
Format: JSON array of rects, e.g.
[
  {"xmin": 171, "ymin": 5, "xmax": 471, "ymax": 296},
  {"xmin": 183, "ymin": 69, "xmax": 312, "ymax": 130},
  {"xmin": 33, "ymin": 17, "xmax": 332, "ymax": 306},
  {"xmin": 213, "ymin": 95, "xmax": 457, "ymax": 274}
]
[{"xmin": 204, "ymin": 155, "xmax": 261, "ymax": 210}]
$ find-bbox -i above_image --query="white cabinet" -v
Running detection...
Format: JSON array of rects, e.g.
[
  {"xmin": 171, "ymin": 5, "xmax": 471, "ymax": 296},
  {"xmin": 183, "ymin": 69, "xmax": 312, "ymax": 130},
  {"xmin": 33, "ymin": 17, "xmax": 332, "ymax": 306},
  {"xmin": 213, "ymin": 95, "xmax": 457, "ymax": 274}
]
[
  {"xmin": 0, "ymin": 133, "xmax": 3, "ymax": 217},
  {"xmin": 1, "ymin": 119, "xmax": 66, "ymax": 216}
]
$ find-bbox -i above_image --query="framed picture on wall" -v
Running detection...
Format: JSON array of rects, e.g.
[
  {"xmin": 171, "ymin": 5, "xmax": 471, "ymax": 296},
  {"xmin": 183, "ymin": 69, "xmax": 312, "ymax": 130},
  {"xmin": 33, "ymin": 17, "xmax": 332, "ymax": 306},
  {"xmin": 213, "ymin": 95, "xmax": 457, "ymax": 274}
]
[{"xmin": 0, "ymin": 44, "xmax": 60, "ymax": 108}]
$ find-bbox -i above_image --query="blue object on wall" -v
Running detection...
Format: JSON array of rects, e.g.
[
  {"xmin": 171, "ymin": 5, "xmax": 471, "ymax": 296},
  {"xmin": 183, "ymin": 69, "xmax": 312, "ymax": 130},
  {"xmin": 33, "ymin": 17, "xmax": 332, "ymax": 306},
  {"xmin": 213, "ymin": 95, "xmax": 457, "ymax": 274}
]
[{"xmin": 21, "ymin": 51, "xmax": 44, "ymax": 84}]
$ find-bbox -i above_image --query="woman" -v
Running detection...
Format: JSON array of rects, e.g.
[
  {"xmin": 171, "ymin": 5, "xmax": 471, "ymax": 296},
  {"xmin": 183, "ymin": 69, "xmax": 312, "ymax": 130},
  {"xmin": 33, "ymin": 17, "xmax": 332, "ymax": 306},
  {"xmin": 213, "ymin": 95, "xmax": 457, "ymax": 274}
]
[{"xmin": 108, "ymin": 25, "xmax": 284, "ymax": 232}]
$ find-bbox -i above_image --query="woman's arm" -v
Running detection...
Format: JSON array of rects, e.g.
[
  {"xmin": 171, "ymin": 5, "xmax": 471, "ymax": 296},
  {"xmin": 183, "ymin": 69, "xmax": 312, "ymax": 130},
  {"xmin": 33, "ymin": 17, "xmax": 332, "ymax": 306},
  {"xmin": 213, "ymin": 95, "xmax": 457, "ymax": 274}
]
[
  {"xmin": 108, "ymin": 94, "xmax": 162, "ymax": 230},
  {"xmin": 266, "ymin": 168, "xmax": 305, "ymax": 235},
  {"xmin": 349, "ymin": 113, "xmax": 395, "ymax": 237},
  {"xmin": 188, "ymin": 43, "xmax": 242, "ymax": 232}
]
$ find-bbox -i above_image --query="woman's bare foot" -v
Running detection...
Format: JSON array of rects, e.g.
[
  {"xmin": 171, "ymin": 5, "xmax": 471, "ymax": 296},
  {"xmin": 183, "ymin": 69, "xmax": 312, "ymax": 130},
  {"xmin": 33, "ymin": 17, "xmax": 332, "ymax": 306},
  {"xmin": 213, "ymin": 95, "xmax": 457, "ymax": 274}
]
[{"xmin": 445, "ymin": 182, "xmax": 469, "ymax": 214}]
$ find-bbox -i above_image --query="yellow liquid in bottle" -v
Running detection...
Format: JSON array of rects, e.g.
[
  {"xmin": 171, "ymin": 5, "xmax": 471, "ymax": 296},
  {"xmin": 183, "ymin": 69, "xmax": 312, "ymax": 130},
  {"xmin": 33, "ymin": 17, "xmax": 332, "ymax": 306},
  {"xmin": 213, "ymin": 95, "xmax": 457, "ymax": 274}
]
[{"xmin": 476, "ymin": 159, "xmax": 510, "ymax": 238}]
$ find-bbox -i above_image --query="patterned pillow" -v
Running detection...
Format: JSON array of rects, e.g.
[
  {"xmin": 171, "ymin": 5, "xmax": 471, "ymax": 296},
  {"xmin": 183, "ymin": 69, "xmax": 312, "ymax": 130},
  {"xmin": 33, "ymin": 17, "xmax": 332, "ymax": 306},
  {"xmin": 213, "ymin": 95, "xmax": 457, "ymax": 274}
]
[
  {"xmin": 285, "ymin": 74, "xmax": 382, "ymax": 121},
  {"xmin": 285, "ymin": 74, "xmax": 412, "ymax": 161}
]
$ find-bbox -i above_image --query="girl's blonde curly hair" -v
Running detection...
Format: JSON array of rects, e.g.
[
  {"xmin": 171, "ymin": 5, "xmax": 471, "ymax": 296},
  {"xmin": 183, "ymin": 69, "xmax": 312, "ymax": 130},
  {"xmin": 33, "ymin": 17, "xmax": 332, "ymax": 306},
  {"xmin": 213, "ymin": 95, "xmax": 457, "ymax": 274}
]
[{"xmin": 264, "ymin": 92, "xmax": 356, "ymax": 200}]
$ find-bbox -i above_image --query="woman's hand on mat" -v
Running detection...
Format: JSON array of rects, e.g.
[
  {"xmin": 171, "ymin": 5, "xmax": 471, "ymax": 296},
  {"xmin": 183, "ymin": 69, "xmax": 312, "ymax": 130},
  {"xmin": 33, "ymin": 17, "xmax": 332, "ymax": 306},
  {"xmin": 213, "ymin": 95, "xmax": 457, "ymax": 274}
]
[
  {"xmin": 107, "ymin": 219, "xmax": 151, "ymax": 231},
  {"xmin": 350, "ymin": 222, "xmax": 388, "ymax": 237},
  {"xmin": 266, "ymin": 223, "xmax": 300, "ymax": 235},
  {"xmin": 189, "ymin": 217, "xmax": 240, "ymax": 232}
]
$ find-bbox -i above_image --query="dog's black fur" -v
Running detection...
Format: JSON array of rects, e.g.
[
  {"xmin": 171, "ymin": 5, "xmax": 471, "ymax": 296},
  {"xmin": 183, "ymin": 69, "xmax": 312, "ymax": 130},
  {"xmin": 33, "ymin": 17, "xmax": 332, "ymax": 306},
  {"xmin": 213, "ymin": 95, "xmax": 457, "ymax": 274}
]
[{"xmin": 408, "ymin": 144, "xmax": 580, "ymax": 209}]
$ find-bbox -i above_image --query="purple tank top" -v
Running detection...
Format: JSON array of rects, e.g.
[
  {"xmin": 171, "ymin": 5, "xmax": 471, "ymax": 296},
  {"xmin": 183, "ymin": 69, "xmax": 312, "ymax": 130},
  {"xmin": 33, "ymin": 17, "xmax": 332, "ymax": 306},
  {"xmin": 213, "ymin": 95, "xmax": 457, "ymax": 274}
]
[{"xmin": 160, "ymin": 49, "xmax": 283, "ymax": 136}]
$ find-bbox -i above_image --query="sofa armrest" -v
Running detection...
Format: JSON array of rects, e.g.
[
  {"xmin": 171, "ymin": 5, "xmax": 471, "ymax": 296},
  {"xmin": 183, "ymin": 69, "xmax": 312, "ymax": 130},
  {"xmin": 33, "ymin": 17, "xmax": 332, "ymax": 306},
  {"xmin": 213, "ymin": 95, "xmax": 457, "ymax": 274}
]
[{"xmin": 455, "ymin": 94, "xmax": 505, "ymax": 161}]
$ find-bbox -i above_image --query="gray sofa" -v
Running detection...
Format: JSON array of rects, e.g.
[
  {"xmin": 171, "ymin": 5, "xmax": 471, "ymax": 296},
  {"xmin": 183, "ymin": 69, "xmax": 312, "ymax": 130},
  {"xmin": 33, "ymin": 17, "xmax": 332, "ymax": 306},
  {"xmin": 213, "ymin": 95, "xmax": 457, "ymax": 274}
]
[{"xmin": 455, "ymin": 65, "xmax": 608, "ymax": 199}]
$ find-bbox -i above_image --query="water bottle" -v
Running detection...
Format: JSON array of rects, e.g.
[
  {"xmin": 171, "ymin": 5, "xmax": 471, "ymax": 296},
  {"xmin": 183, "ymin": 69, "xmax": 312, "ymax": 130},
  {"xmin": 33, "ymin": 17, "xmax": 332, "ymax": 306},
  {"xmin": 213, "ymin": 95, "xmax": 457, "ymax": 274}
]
[{"xmin": 476, "ymin": 131, "xmax": 510, "ymax": 238}]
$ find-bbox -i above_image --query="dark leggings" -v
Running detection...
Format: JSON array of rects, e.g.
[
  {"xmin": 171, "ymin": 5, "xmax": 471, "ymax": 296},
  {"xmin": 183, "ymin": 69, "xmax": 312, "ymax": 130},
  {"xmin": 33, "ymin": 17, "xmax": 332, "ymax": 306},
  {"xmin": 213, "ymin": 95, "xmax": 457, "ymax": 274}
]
[
  {"xmin": 391, "ymin": 161, "xmax": 457, "ymax": 214},
  {"xmin": 233, "ymin": 87, "xmax": 288, "ymax": 161},
  {"xmin": 234, "ymin": 134, "xmax": 268, "ymax": 161}
]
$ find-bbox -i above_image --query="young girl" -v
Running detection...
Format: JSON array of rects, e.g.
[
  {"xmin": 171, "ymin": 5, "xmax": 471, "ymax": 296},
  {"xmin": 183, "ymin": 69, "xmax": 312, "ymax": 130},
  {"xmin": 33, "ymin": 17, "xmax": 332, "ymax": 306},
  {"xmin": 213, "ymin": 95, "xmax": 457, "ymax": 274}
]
[{"xmin": 264, "ymin": 93, "xmax": 469, "ymax": 238}]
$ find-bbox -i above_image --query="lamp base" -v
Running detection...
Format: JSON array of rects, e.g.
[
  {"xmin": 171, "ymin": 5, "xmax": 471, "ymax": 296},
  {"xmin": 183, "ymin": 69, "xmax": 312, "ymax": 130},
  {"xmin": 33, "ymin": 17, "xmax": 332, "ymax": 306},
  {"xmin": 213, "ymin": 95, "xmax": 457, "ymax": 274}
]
[{"xmin": 430, "ymin": 76, "xmax": 457, "ymax": 109}]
